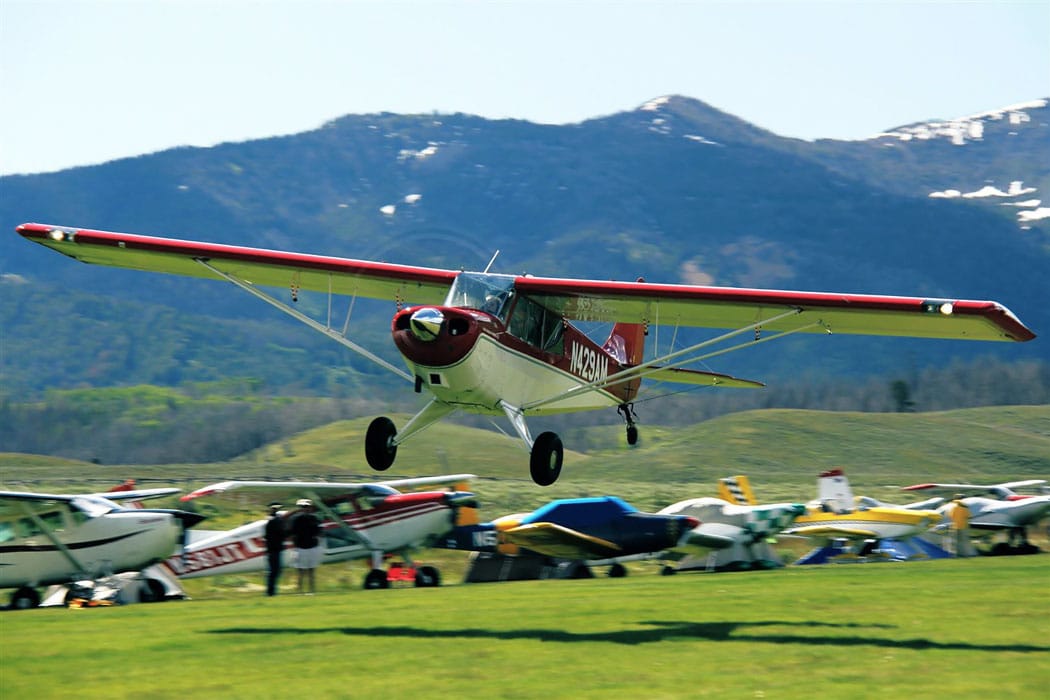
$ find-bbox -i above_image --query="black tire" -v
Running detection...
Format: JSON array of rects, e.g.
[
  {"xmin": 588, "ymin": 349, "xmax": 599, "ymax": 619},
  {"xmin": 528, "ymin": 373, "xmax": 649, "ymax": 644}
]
[
  {"xmin": 11, "ymin": 586, "xmax": 40, "ymax": 610},
  {"xmin": 661, "ymin": 565, "xmax": 677, "ymax": 576},
  {"xmin": 365, "ymin": 417, "xmax": 397, "ymax": 471},
  {"xmin": 529, "ymin": 431, "xmax": 563, "ymax": 486},
  {"xmin": 414, "ymin": 565, "xmax": 441, "ymax": 588},
  {"xmin": 364, "ymin": 569, "xmax": 390, "ymax": 590},
  {"xmin": 626, "ymin": 425, "xmax": 638, "ymax": 445},
  {"xmin": 139, "ymin": 578, "xmax": 167, "ymax": 603},
  {"xmin": 607, "ymin": 563, "xmax": 627, "ymax": 578}
]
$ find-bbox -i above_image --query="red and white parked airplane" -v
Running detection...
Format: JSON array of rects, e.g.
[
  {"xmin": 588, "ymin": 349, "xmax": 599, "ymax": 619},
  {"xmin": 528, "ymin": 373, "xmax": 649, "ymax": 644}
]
[
  {"xmin": 17, "ymin": 223, "xmax": 1035, "ymax": 486},
  {"xmin": 170, "ymin": 474, "xmax": 477, "ymax": 589}
]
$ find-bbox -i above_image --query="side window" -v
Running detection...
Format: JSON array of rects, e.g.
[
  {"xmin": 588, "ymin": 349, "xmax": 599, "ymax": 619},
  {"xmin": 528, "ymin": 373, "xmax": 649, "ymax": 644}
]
[
  {"xmin": 508, "ymin": 296, "xmax": 565, "ymax": 355},
  {"xmin": 0, "ymin": 522, "xmax": 14, "ymax": 543}
]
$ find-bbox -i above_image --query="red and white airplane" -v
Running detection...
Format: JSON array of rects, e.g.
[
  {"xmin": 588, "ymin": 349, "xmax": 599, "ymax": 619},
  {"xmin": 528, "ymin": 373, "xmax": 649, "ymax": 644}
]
[
  {"xmin": 16, "ymin": 223, "xmax": 1036, "ymax": 486},
  {"xmin": 171, "ymin": 474, "xmax": 477, "ymax": 589}
]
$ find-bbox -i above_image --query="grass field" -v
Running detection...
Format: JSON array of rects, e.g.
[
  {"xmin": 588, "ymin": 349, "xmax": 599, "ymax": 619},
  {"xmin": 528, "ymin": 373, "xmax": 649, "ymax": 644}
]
[
  {"xmin": 2, "ymin": 405, "xmax": 1048, "ymax": 698},
  {"xmin": 1, "ymin": 557, "xmax": 1047, "ymax": 699}
]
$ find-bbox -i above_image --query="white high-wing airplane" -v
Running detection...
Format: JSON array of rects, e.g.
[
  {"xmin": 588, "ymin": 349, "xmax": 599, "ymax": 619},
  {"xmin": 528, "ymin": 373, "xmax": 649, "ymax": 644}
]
[
  {"xmin": 902, "ymin": 481, "xmax": 1050, "ymax": 553},
  {"xmin": 171, "ymin": 474, "xmax": 477, "ymax": 589},
  {"xmin": 16, "ymin": 223, "xmax": 1035, "ymax": 486},
  {"xmin": 656, "ymin": 475, "xmax": 807, "ymax": 573},
  {"xmin": 0, "ymin": 488, "xmax": 204, "ymax": 609}
]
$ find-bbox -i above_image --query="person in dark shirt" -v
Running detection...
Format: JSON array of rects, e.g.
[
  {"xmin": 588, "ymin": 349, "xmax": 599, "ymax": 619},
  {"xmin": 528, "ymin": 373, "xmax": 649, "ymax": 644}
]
[
  {"xmin": 263, "ymin": 502, "xmax": 286, "ymax": 596},
  {"xmin": 289, "ymin": 498, "xmax": 322, "ymax": 594}
]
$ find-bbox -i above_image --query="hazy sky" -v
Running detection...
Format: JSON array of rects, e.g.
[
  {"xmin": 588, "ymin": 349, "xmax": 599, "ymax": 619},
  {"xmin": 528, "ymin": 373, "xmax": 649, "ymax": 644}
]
[{"xmin": 2, "ymin": 0, "xmax": 1047, "ymax": 176}]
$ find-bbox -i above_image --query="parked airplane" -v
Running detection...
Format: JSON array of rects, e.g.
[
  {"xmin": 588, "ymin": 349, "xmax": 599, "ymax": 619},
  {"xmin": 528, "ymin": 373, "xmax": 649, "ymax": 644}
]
[
  {"xmin": 173, "ymin": 474, "xmax": 477, "ymax": 589},
  {"xmin": 0, "ymin": 488, "xmax": 204, "ymax": 609},
  {"xmin": 656, "ymin": 476, "xmax": 806, "ymax": 573},
  {"xmin": 17, "ymin": 223, "xmax": 1035, "ymax": 486},
  {"xmin": 442, "ymin": 495, "xmax": 701, "ymax": 579},
  {"xmin": 769, "ymin": 469, "xmax": 943, "ymax": 563},
  {"xmin": 902, "ymin": 481, "xmax": 1050, "ymax": 554}
]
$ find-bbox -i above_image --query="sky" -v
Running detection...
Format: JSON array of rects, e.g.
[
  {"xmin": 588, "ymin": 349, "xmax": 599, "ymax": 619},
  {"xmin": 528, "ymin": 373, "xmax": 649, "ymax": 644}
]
[{"xmin": 1, "ymin": 0, "xmax": 1048, "ymax": 176}]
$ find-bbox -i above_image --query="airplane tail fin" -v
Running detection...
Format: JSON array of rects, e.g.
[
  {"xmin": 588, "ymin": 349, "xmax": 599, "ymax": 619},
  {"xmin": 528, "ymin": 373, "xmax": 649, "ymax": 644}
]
[
  {"xmin": 817, "ymin": 469, "xmax": 854, "ymax": 512},
  {"xmin": 719, "ymin": 475, "xmax": 758, "ymax": 506},
  {"xmin": 602, "ymin": 321, "xmax": 646, "ymax": 366}
]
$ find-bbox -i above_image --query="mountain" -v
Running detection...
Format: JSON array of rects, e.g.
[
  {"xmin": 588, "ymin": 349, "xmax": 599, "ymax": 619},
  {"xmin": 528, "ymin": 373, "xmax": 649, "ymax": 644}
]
[{"xmin": 1, "ymin": 96, "xmax": 1046, "ymax": 396}]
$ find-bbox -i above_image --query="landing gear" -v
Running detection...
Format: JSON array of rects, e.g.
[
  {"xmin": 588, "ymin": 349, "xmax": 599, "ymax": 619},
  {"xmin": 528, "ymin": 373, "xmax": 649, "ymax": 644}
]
[
  {"xmin": 530, "ymin": 432, "xmax": 563, "ymax": 486},
  {"xmin": 364, "ymin": 569, "xmax": 390, "ymax": 589},
  {"xmin": 414, "ymin": 565, "xmax": 441, "ymax": 588},
  {"xmin": 365, "ymin": 417, "xmax": 397, "ymax": 471},
  {"xmin": 619, "ymin": 403, "xmax": 639, "ymax": 446},
  {"xmin": 10, "ymin": 586, "xmax": 40, "ymax": 610}
]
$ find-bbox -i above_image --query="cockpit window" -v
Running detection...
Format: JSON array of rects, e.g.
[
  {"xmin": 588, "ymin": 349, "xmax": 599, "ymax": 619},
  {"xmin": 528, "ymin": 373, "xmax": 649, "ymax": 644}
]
[{"xmin": 445, "ymin": 273, "xmax": 516, "ymax": 321}]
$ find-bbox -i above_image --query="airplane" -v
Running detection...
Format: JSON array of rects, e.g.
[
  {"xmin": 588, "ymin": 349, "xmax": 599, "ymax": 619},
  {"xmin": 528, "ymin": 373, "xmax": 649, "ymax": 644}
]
[
  {"xmin": 172, "ymin": 474, "xmax": 477, "ymax": 589},
  {"xmin": 16, "ymin": 222, "xmax": 1035, "ymax": 486},
  {"xmin": 901, "ymin": 481, "xmax": 1050, "ymax": 554},
  {"xmin": 771, "ymin": 469, "xmax": 945, "ymax": 563},
  {"xmin": 655, "ymin": 476, "xmax": 807, "ymax": 573},
  {"xmin": 0, "ymin": 487, "xmax": 204, "ymax": 609},
  {"xmin": 441, "ymin": 495, "xmax": 702, "ymax": 580}
]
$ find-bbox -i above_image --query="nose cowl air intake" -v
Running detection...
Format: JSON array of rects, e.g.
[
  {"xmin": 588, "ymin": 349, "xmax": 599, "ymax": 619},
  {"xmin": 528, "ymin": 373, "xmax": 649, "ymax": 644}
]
[{"xmin": 410, "ymin": 307, "xmax": 445, "ymax": 341}]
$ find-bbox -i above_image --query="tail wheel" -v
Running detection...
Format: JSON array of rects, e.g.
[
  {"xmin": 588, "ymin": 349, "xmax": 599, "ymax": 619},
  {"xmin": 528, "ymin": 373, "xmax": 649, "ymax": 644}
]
[
  {"xmin": 365, "ymin": 417, "xmax": 397, "ymax": 471},
  {"xmin": 364, "ymin": 569, "xmax": 390, "ymax": 590},
  {"xmin": 414, "ymin": 565, "xmax": 441, "ymax": 588},
  {"xmin": 530, "ymin": 432, "xmax": 563, "ymax": 486}
]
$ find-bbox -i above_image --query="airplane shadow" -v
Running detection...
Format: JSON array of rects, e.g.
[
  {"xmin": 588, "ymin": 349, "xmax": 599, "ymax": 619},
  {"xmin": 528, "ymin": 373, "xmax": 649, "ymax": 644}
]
[{"xmin": 209, "ymin": 619, "xmax": 1049, "ymax": 653}]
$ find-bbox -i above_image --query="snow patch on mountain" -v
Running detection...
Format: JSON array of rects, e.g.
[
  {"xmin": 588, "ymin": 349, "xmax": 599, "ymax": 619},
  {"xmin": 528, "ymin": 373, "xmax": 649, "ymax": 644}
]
[{"xmin": 875, "ymin": 99, "xmax": 1047, "ymax": 145}]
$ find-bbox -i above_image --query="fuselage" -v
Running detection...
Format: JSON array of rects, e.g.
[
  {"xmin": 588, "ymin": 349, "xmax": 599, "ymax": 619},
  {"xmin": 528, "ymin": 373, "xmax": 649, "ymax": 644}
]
[
  {"xmin": 948, "ymin": 495, "xmax": 1050, "ymax": 530},
  {"xmin": 796, "ymin": 505, "xmax": 939, "ymax": 540},
  {"xmin": 168, "ymin": 490, "xmax": 468, "ymax": 578},
  {"xmin": 0, "ymin": 509, "xmax": 184, "ymax": 588},
  {"xmin": 390, "ymin": 272, "xmax": 640, "ymax": 415}
]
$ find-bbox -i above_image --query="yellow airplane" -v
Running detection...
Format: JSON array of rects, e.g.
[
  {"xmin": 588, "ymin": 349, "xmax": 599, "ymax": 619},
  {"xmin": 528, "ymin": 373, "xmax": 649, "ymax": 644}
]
[{"xmin": 720, "ymin": 471, "xmax": 943, "ymax": 563}]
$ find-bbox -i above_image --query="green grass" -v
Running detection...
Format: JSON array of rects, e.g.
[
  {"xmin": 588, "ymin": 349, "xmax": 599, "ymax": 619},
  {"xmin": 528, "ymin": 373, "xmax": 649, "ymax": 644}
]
[
  {"xmin": 1, "ymin": 557, "xmax": 1048, "ymax": 698},
  {"xmin": 1, "ymin": 405, "xmax": 1048, "ymax": 697}
]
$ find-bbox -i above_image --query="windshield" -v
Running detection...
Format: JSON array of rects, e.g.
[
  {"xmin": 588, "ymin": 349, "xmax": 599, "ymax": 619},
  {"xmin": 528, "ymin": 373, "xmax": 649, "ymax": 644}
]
[{"xmin": 444, "ymin": 272, "xmax": 516, "ymax": 320}]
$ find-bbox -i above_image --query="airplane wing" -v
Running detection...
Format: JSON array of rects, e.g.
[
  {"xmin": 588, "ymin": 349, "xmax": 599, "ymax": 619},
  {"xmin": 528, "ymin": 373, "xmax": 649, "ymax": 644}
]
[
  {"xmin": 782, "ymin": 524, "xmax": 879, "ymax": 538},
  {"xmin": 516, "ymin": 275, "xmax": 1035, "ymax": 342},
  {"xmin": 180, "ymin": 474, "xmax": 476, "ymax": 505},
  {"xmin": 18, "ymin": 223, "xmax": 1034, "ymax": 342},
  {"xmin": 17, "ymin": 223, "xmax": 456, "ymax": 306},
  {"xmin": 903, "ymin": 481, "xmax": 1047, "ymax": 496},
  {"xmin": 500, "ymin": 522, "xmax": 623, "ymax": 559},
  {"xmin": 91, "ymin": 488, "xmax": 182, "ymax": 502}
]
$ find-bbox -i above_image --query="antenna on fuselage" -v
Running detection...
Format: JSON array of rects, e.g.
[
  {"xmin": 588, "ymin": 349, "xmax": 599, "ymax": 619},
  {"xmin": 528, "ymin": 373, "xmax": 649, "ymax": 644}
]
[{"xmin": 483, "ymin": 250, "xmax": 501, "ymax": 274}]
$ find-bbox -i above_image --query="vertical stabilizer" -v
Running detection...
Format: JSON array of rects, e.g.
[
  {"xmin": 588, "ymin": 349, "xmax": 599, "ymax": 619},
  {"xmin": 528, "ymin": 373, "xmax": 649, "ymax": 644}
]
[
  {"xmin": 719, "ymin": 475, "xmax": 757, "ymax": 506},
  {"xmin": 817, "ymin": 469, "xmax": 854, "ymax": 512}
]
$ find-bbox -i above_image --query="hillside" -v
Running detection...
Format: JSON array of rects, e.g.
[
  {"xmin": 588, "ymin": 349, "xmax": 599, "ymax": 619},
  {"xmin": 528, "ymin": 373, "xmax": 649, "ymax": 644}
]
[
  {"xmin": 1, "ymin": 96, "xmax": 1046, "ymax": 397},
  {"xmin": 3, "ymin": 405, "xmax": 1047, "ymax": 516}
]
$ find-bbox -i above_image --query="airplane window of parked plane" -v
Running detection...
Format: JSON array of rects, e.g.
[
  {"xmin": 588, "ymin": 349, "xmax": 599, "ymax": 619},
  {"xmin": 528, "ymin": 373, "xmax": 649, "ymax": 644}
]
[
  {"xmin": 40, "ymin": 510, "xmax": 65, "ymax": 532},
  {"xmin": 0, "ymin": 521, "xmax": 14, "ymax": 543},
  {"xmin": 15, "ymin": 517, "xmax": 42, "ymax": 538}
]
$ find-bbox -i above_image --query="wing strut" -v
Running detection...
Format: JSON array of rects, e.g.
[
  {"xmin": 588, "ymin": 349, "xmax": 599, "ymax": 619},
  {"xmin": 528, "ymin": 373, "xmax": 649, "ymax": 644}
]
[
  {"xmin": 523, "ymin": 307, "xmax": 814, "ymax": 411},
  {"xmin": 194, "ymin": 259, "xmax": 412, "ymax": 382}
]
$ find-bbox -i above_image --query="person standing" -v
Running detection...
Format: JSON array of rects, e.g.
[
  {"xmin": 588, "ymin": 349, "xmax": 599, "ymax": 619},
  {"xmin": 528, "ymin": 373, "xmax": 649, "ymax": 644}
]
[
  {"xmin": 289, "ymin": 498, "xmax": 322, "ymax": 594},
  {"xmin": 264, "ymin": 502, "xmax": 286, "ymax": 596}
]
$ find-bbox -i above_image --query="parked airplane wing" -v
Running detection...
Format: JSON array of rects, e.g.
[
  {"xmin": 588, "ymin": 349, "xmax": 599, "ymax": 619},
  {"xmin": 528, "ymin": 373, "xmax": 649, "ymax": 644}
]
[
  {"xmin": 181, "ymin": 474, "xmax": 476, "ymax": 506},
  {"xmin": 500, "ymin": 522, "xmax": 623, "ymax": 560}
]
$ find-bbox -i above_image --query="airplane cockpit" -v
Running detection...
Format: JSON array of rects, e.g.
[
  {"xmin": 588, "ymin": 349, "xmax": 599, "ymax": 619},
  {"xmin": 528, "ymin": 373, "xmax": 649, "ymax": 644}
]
[
  {"xmin": 446, "ymin": 272, "xmax": 516, "ymax": 319},
  {"xmin": 445, "ymin": 272, "xmax": 565, "ymax": 353}
]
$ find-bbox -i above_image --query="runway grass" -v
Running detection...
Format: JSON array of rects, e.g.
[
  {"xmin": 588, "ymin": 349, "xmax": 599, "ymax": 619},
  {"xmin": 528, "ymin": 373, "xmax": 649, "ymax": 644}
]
[{"xmin": 2, "ymin": 556, "xmax": 1047, "ymax": 699}]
